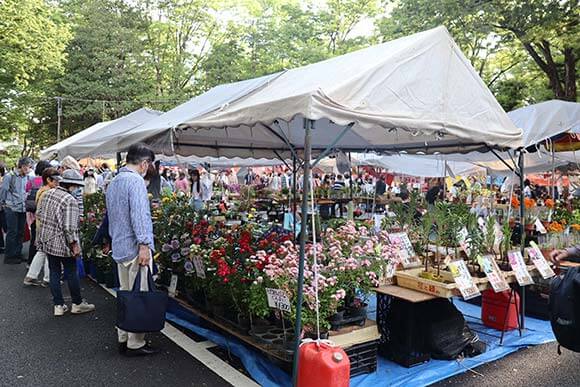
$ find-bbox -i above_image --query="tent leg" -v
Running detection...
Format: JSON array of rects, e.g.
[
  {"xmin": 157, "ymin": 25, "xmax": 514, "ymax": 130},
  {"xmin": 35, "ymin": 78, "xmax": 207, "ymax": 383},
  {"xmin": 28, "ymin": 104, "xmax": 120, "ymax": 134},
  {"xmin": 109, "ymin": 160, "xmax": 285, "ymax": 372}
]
[
  {"xmin": 518, "ymin": 152, "xmax": 526, "ymax": 330},
  {"xmin": 292, "ymin": 156, "xmax": 297, "ymax": 237},
  {"xmin": 291, "ymin": 119, "xmax": 312, "ymax": 386},
  {"xmin": 116, "ymin": 152, "xmax": 122, "ymax": 169}
]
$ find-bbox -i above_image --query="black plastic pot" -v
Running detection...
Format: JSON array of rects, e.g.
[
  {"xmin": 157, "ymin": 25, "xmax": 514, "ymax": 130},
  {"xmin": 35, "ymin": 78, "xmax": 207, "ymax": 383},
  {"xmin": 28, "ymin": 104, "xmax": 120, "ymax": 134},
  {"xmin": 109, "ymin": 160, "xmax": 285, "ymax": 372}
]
[
  {"xmin": 104, "ymin": 270, "xmax": 116, "ymax": 288},
  {"xmin": 95, "ymin": 267, "xmax": 106, "ymax": 284}
]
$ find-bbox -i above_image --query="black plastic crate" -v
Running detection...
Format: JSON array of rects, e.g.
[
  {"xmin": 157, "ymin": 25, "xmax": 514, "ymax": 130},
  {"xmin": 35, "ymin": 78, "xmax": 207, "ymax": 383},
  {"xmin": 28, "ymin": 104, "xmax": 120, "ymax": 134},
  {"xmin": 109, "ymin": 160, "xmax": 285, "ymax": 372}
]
[
  {"xmin": 345, "ymin": 340, "xmax": 379, "ymax": 376},
  {"xmin": 376, "ymin": 293, "xmax": 431, "ymax": 367}
]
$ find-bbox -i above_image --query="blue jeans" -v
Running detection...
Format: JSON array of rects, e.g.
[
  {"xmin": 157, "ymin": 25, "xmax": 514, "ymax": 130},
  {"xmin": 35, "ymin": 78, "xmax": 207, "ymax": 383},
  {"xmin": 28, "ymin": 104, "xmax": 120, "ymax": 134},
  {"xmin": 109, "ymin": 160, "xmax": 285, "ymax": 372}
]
[
  {"xmin": 47, "ymin": 255, "xmax": 82, "ymax": 306},
  {"xmin": 5, "ymin": 208, "xmax": 25, "ymax": 260}
]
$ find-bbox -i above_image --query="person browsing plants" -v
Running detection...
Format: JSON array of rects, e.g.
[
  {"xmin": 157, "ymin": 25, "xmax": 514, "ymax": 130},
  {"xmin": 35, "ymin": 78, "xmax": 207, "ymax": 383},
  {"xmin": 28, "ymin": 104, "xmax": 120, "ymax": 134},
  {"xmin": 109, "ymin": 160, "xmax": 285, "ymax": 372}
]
[
  {"xmin": 106, "ymin": 143, "xmax": 158, "ymax": 357},
  {"xmin": 36, "ymin": 169, "xmax": 96, "ymax": 317}
]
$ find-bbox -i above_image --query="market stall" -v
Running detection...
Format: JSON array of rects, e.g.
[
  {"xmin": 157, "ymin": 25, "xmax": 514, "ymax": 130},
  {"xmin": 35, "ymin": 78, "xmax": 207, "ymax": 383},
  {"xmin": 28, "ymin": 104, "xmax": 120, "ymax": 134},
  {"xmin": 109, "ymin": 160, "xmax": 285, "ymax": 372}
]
[{"xmin": 72, "ymin": 26, "xmax": 579, "ymax": 387}]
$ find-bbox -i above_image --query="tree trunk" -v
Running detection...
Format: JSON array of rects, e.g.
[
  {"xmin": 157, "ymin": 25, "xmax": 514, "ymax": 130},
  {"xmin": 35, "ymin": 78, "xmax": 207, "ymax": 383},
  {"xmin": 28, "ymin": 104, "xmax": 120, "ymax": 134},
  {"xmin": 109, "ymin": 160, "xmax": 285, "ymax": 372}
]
[{"xmin": 563, "ymin": 47, "xmax": 577, "ymax": 101}]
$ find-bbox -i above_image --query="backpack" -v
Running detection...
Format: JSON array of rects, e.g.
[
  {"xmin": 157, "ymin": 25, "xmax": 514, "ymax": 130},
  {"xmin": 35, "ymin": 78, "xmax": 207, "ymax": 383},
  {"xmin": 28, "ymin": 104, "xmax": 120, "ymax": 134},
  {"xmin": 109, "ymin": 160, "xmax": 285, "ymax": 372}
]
[
  {"xmin": 549, "ymin": 267, "xmax": 580, "ymax": 353},
  {"xmin": 25, "ymin": 185, "xmax": 40, "ymax": 213}
]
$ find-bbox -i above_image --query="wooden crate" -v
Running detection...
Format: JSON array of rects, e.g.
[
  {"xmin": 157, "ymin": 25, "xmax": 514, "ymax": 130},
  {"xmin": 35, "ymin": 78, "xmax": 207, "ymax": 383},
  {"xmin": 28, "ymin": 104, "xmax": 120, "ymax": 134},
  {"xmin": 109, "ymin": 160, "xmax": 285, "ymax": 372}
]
[
  {"xmin": 329, "ymin": 320, "xmax": 380, "ymax": 349},
  {"xmin": 394, "ymin": 268, "xmax": 458, "ymax": 298}
]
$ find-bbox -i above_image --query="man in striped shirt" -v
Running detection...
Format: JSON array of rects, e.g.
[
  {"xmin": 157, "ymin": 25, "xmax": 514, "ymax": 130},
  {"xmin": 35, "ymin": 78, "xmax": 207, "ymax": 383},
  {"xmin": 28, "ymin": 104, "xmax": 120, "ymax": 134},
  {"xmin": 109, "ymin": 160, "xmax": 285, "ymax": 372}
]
[
  {"xmin": 106, "ymin": 143, "xmax": 157, "ymax": 357},
  {"xmin": 36, "ymin": 169, "xmax": 95, "ymax": 317}
]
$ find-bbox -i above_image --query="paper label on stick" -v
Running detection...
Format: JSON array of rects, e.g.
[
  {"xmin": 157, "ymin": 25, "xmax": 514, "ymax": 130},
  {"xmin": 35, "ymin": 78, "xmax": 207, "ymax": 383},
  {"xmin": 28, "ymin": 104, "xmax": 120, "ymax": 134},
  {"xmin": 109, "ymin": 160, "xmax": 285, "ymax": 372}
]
[
  {"xmin": 266, "ymin": 288, "xmax": 291, "ymax": 312},
  {"xmin": 168, "ymin": 274, "xmax": 178, "ymax": 297},
  {"xmin": 448, "ymin": 260, "xmax": 481, "ymax": 300},
  {"xmin": 458, "ymin": 227, "xmax": 471, "ymax": 256},
  {"xmin": 192, "ymin": 256, "xmax": 206, "ymax": 279},
  {"xmin": 508, "ymin": 250, "xmax": 534, "ymax": 286},
  {"xmin": 527, "ymin": 242, "xmax": 555, "ymax": 279},
  {"xmin": 477, "ymin": 255, "xmax": 509, "ymax": 292},
  {"xmin": 534, "ymin": 218, "xmax": 547, "ymax": 234},
  {"xmin": 388, "ymin": 232, "xmax": 420, "ymax": 268},
  {"xmin": 374, "ymin": 214, "xmax": 385, "ymax": 232}
]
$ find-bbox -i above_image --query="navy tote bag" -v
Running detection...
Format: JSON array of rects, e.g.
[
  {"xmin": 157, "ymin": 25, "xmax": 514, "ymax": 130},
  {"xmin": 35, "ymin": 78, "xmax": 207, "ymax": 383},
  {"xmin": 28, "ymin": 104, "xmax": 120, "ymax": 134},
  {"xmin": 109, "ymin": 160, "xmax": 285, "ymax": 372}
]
[{"xmin": 116, "ymin": 267, "xmax": 168, "ymax": 333}]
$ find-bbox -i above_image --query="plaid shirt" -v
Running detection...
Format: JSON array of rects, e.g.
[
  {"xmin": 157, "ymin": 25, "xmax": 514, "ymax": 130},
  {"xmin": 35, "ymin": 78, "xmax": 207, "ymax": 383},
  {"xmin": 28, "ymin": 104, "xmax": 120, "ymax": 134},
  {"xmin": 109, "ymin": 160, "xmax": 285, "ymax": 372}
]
[{"xmin": 36, "ymin": 187, "xmax": 80, "ymax": 257}]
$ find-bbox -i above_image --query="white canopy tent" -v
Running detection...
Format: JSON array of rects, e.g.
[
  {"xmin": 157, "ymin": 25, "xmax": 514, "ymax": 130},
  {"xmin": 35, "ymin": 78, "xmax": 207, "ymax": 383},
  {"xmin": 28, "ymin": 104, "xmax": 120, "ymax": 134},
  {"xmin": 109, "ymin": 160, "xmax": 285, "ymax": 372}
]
[
  {"xmin": 409, "ymin": 100, "xmax": 580, "ymax": 175},
  {"xmin": 41, "ymin": 108, "xmax": 163, "ymax": 160},
  {"xmin": 508, "ymin": 100, "xmax": 580, "ymax": 145},
  {"xmin": 352, "ymin": 153, "xmax": 485, "ymax": 177},
  {"xmin": 94, "ymin": 26, "xmax": 522, "ymax": 159},
  {"xmin": 41, "ymin": 120, "xmax": 113, "ymax": 160}
]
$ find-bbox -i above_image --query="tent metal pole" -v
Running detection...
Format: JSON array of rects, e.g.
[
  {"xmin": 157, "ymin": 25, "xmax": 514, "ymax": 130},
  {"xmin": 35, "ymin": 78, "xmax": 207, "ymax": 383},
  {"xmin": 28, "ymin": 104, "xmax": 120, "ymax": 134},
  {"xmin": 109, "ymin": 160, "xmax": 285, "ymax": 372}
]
[
  {"xmin": 293, "ymin": 155, "xmax": 297, "ymax": 237},
  {"xmin": 116, "ymin": 152, "xmax": 122, "ymax": 169},
  {"xmin": 488, "ymin": 147, "xmax": 519, "ymax": 176},
  {"xmin": 292, "ymin": 118, "xmax": 312, "ymax": 386},
  {"xmin": 348, "ymin": 152, "xmax": 353, "ymax": 202},
  {"xmin": 551, "ymin": 145, "xmax": 556, "ymax": 199},
  {"xmin": 518, "ymin": 151, "xmax": 526, "ymax": 330}
]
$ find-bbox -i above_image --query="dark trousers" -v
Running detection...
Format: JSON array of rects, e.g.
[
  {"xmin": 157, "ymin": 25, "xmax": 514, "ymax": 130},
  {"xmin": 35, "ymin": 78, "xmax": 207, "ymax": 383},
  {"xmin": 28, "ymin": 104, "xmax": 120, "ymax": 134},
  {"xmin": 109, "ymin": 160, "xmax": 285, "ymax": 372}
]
[
  {"xmin": 5, "ymin": 209, "xmax": 25, "ymax": 260},
  {"xmin": 28, "ymin": 222, "xmax": 36, "ymax": 264},
  {"xmin": 47, "ymin": 255, "xmax": 82, "ymax": 306},
  {"xmin": 0, "ymin": 210, "xmax": 6, "ymax": 251}
]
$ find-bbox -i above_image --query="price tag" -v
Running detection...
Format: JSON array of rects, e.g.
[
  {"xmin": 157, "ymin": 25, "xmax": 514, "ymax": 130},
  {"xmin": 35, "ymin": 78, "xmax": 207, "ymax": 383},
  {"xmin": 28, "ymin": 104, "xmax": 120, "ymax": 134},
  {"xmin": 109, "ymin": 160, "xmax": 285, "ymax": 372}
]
[
  {"xmin": 448, "ymin": 260, "xmax": 481, "ymax": 300},
  {"xmin": 534, "ymin": 218, "xmax": 547, "ymax": 234},
  {"xmin": 266, "ymin": 288, "xmax": 291, "ymax": 312},
  {"xmin": 508, "ymin": 250, "xmax": 534, "ymax": 286},
  {"xmin": 477, "ymin": 255, "xmax": 509, "ymax": 292},
  {"xmin": 388, "ymin": 232, "xmax": 420, "ymax": 268},
  {"xmin": 168, "ymin": 274, "xmax": 178, "ymax": 297},
  {"xmin": 192, "ymin": 256, "xmax": 206, "ymax": 279},
  {"xmin": 527, "ymin": 242, "xmax": 555, "ymax": 279},
  {"xmin": 458, "ymin": 227, "xmax": 469, "ymax": 244},
  {"xmin": 373, "ymin": 214, "xmax": 385, "ymax": 232},
  {"xmin": 458, "ymin": 227, "xmax": 471, "ymax": 256}
]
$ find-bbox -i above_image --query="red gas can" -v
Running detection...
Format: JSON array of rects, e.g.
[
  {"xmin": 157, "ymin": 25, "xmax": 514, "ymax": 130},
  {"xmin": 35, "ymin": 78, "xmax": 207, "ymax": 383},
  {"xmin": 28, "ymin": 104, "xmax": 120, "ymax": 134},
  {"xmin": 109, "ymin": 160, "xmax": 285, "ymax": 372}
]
[
  {"xmin": 297, "ymin": 342, "xmax": 350, "ymax": 387},
  {"xmin": 481, "ymin": 289, "xmax": 520, "ymax": 331}
]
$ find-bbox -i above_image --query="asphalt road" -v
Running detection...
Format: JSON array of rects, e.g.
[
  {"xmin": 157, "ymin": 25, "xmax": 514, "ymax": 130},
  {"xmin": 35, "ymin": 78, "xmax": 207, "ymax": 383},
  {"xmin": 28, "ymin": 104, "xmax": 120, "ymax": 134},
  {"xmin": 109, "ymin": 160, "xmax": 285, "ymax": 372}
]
[
  {"xmin": 433, "ymin": 342, "xmax": 580, "ymax": 386},
  {"xmin": 0, "ymin": 249, "xmax": 229, "ymax": 387},
  {"xmin": 1, "ymin": 245, "xmax": 579, "ymax": 387}
]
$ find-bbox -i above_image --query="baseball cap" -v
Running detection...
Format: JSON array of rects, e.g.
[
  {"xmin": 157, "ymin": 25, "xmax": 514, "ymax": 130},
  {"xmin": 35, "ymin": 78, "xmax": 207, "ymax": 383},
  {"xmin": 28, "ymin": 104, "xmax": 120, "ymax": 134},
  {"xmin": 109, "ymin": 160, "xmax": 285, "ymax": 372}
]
[{"xmin": 61, "ymin": 169, "xmax": 85, "ymax": 186}]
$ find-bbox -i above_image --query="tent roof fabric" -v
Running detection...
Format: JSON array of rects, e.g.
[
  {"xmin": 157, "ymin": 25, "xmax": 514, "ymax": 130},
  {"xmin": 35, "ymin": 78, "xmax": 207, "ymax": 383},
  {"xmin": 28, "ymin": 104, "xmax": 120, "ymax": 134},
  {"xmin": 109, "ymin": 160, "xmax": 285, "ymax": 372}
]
[
  {"xmin": 41, "ymin": 120, "xmax": 114, "ymax": 160},
  {"xmin": 507, "ymin": 100, "xmax": 580, "ymax": 146},
  {"xmin": 41, "ymin": 108, "xmax": 163, "ymax": 160},
  {"xmin": 156, "ymin": 154, "xmax": 287, "ymax": 168},
  {"xmin": 101, "ymin": 26, "xmax": 522, "ymax": 159},
  {"xmin": 174, "ymin": 26, "xmax": 522, "ymax": 157},
  {"xmin": 353, "ymin": 153, "xmax": 485, "ymax": 177}
]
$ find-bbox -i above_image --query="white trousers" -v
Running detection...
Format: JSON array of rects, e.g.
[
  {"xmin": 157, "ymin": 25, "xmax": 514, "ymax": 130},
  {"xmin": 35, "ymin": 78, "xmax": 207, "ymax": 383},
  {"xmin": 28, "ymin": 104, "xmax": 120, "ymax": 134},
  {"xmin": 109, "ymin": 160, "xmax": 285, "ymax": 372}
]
[
  {"xmin": 116, "ymin": 259, "xmax": 149, "ymax": 349},
  {"xmin": 26, "ymin": 251, "xmax": 49, "ymax": 283}
]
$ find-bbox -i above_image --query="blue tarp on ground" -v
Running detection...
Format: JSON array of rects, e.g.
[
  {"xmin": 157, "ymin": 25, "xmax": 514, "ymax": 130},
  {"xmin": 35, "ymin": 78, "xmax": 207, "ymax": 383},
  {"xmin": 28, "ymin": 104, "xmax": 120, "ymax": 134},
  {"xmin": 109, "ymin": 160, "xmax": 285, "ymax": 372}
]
[{"xmin": 166, "ymin": 296, "xmax": 555, "ymax": 387}]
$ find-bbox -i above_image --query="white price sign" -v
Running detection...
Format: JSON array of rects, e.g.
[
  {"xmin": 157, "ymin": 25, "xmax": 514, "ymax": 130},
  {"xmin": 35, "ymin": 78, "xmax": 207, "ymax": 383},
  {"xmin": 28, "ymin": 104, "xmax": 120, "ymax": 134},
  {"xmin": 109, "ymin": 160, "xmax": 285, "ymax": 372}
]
[
  {"xmin": 448, "ymin": 260, "xmax": 481, "ymax": 300},
  {"xmin": 266, "ymin": 288, "xmax": 291, "ymax": 312},
  {"xmin": 168, "ymin": 274, "xmax": 178, "ymax": 297},
  {"xmin": 508, "ymin": 250, "xmax": 534, "ymax": 286},
  {"xmin": 528, "ymin": 242, "xmax": 555, "ymax": 279},
  {"xmin": 477, "ymin": 255, "xmax": 509, "ymax": 293},
  {"xmin": 192, "ymin": 256, "xmax": 206, "ymax": 279},
  {"xmin": 534, "ymin": 218, "xmax": 547, "ymax": 234},
  {"xmin": 388, "ymin": 232, "xmax": 420, "ymax": 268}
]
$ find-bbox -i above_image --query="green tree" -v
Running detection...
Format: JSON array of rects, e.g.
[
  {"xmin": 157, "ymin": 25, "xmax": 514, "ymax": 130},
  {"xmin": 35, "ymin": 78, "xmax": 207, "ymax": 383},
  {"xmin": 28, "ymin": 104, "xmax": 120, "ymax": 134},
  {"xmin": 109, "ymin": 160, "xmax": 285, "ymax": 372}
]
[
  {"xmin": 48, "ymin": 0, "xmax": 156, "ymax": 139},
  {"xmin": 140, "ymin": 0, "xmax": 220, "ymax": 100},
  {"xmin": 0, "ymin": 0, "xmax": 70, "ymax": 150},
  {"xmin": 489, "ymin": 0, "xmax": 579, "ymax": 101},
  {"xmin": 377, "ymin": 0, "xmax": 579, "ymax": 102}
]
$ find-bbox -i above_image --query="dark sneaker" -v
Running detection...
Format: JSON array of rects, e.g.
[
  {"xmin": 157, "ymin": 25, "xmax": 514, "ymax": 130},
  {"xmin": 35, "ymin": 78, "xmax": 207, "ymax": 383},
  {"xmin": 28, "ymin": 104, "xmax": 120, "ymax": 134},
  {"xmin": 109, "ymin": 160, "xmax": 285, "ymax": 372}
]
[{"xmin": 124, "ymin": 343, "xmax": 159, "ymax": 357}]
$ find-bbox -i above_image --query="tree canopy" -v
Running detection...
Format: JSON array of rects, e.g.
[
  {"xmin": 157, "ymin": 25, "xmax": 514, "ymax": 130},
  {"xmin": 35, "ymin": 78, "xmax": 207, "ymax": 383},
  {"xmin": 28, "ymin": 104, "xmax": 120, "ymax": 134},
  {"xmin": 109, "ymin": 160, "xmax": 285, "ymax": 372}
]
[{"xmin": 0, "ymin": 0, "xmax": 577, "ymax": 158}]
